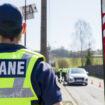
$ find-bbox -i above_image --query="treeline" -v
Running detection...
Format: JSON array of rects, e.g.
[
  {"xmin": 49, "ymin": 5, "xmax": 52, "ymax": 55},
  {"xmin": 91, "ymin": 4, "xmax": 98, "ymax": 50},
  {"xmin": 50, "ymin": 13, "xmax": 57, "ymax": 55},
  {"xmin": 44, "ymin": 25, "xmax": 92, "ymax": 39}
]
[{"xmin": 50, "ymin": 47, "xmax": 102, "ymax": 58}]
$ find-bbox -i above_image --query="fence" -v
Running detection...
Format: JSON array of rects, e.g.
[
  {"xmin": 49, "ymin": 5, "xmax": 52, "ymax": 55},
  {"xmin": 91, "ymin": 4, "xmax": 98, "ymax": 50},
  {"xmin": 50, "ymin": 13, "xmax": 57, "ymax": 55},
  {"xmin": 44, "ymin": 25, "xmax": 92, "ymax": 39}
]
[{"xmin": 81, "ymin": 65, "xmax": 104, "ymax": 79}]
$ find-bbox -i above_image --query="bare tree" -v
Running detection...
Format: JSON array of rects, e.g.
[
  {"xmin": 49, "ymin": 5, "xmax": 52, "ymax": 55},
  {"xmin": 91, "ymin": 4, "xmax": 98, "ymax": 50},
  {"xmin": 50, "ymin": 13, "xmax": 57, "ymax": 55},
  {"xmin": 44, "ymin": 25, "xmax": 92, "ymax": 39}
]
[{"xmin": 74, "ymin": 20, "xmax": 92, "ymax": 66}]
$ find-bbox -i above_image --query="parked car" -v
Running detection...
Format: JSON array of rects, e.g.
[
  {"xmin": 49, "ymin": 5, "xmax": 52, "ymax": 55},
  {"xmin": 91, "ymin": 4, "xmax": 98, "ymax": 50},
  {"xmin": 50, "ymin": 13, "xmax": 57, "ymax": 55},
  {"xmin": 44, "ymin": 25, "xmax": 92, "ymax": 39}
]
[{"xmin": 67, "ymin": 68, "xmax": 88, "ymax": 86}]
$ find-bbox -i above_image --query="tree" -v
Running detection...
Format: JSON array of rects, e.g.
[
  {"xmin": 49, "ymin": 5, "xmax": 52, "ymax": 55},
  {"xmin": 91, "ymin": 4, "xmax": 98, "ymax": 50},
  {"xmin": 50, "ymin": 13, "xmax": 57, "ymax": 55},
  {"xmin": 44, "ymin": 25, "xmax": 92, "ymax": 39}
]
[
  {"xmin": 50, "ymin": 47, "xmax": 70, "ymax": 57},
  {"xmin": 74, "ymin": 20, "xmax": 92, "ymax": 66},
  {"xmin": 85, "ymin": 47, "xmax": 93, "ymax": 65}
]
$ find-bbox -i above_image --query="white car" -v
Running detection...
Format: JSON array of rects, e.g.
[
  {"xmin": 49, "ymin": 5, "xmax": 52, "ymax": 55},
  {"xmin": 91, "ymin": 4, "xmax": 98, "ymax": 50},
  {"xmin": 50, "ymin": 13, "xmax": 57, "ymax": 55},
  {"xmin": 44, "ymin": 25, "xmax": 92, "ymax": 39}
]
[{"xmin": 67, "ymin": 68, "xmax": 88, "ymax": 86}]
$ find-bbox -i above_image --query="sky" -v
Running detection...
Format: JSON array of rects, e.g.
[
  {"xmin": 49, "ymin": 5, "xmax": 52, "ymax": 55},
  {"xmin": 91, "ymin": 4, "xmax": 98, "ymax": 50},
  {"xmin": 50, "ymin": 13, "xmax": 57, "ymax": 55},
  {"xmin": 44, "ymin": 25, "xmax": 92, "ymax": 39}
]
[{"xmin": 0, "ymin": 0, "xmax": 102, "ymax": 51}]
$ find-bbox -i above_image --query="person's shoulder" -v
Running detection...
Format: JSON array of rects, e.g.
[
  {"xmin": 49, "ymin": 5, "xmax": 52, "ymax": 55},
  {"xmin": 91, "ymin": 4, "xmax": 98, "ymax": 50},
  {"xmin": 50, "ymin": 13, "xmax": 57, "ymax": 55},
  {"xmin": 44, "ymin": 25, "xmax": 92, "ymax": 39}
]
[
  {"xmin": 20, "ymin": 49, "xmax": 45, "ymax": 60},
  {"xmin": 32, "ymin": 60, "xmax": 55, "ymax": 80},
  {"xmin": 31, "ymin": 60, "xmax": 55, "ymax": 87},
  {"xmin": 20, "ymin": 49, "xmax": 43, "ymax": 56},
  {"xmin": 36, "ymin": 61, "xmax": 53, "ymax": 72}
]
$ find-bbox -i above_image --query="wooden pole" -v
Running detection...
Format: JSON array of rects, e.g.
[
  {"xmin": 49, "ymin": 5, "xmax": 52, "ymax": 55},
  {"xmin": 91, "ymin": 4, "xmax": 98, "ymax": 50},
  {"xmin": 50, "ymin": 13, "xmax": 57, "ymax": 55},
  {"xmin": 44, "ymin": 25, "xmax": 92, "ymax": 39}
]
[{"xmin": 41, "ymin": 0, "xmax": 48, "ymax": 62}]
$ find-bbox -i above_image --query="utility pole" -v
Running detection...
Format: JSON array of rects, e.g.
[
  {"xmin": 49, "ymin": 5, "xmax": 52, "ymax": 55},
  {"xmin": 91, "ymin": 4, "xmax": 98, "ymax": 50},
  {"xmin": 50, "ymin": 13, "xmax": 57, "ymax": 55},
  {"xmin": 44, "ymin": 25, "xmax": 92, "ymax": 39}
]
[
  {"xmin": 24, "ymin": 0, "xmax": 27, "ymax": 47},
  {"xmin": 41, "ymin": 0, "xmax": 48, "ymax": 62},
  {"xmin": 101, "ymin": 0, "xmax": 105, "ymax": 96}
]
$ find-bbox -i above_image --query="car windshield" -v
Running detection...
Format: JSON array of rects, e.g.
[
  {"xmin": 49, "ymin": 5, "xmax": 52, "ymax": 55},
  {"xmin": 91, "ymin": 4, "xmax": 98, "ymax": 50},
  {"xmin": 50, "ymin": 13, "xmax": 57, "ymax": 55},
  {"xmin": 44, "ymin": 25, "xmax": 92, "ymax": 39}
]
[{"xmin": 70, "ymin": 68, "xmax": 85, "ymax": 74}]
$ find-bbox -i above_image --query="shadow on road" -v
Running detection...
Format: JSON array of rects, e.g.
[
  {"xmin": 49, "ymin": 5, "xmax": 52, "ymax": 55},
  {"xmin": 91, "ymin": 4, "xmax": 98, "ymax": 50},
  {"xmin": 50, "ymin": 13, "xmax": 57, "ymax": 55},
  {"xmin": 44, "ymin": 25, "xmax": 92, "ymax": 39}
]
[{"xmin": 63, "ymin": 83, "xmax": 87, "ymax": 87}]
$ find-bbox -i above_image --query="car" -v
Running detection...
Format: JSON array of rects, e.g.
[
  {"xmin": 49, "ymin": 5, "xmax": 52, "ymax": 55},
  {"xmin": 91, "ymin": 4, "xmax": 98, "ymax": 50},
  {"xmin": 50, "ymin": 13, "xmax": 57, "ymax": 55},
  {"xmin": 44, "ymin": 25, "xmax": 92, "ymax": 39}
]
[{"xmin": 67, "ymin": 68, "xmax": 88, "ymax": 86}]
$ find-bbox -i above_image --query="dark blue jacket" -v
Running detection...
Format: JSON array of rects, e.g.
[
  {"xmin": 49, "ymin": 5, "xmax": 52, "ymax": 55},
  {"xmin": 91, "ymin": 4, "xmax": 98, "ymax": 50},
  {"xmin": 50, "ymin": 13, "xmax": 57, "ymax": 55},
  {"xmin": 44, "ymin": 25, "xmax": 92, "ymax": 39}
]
[{"xmin": 0, "ymin": 43, "xmax": 62, "ymax": 105}]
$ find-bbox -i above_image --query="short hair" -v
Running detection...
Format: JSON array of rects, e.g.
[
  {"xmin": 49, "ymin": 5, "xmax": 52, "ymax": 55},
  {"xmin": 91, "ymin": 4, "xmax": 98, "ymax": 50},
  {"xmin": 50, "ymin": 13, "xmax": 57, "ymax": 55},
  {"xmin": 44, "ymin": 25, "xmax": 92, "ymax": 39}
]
[{"xmin": 0, "ymin": 4, "xmax": 23, "ymax": 41}]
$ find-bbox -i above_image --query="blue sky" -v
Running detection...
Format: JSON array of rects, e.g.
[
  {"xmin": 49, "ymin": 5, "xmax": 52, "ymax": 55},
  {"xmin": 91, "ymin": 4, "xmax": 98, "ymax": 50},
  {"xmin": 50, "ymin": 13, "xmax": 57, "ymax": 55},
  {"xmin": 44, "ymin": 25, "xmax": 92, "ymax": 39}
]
[{"xmin": 0, "ymin": 0, "xmax": 102, "ymax": 51}]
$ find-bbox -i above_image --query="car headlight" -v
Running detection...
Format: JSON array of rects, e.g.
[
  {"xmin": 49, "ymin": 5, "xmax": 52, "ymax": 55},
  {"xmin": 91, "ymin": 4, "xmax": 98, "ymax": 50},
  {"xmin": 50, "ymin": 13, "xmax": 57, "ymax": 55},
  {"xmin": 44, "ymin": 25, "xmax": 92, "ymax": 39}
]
[
  {"xmin": 85, "ymin": 78, "xmax": 88, "ymax": 81},
  {"xmin": 69, "ymin": 76, "xmax": 74, "ymax": 80}
]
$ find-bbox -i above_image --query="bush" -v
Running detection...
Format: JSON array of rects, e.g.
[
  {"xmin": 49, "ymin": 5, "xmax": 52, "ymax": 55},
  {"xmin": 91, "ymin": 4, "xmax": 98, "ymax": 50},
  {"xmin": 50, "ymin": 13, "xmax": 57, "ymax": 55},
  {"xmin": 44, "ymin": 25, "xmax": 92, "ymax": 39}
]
[{"xmin": 57, "ymin": 58, "xmax": 69, "ymax": 68}]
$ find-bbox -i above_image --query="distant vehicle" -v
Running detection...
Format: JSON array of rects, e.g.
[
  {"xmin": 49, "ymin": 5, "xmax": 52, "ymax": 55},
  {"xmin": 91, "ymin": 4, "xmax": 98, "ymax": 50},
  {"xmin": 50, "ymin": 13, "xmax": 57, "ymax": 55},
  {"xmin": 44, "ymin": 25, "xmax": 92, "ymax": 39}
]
[{"xmin": 67, "ymin": 68, "xmax": 88, "ymax": 86}]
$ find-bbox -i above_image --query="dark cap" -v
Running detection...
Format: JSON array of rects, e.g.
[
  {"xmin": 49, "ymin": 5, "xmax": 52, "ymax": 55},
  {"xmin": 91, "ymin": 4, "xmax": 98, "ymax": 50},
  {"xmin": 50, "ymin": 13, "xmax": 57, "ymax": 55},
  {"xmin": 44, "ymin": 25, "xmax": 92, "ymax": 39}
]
[{"xmin": 0, "ymin": 4, "xmax": 23, "ymax": 35}]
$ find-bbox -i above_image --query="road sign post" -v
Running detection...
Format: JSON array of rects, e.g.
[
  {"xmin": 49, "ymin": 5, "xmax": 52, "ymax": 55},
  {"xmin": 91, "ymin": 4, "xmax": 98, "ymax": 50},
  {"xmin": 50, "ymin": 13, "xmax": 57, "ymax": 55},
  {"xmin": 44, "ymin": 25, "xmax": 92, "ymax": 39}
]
[{"xmin": 20, "ymin": 3, "xmax": 37, "ymax": 46}]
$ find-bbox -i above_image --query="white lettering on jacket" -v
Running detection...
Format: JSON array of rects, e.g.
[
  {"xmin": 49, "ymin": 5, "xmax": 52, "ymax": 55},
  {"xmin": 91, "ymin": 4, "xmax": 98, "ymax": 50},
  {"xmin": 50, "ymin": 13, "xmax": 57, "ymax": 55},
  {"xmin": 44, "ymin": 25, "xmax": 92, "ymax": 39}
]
[
  {"xmin": 0, "ymin": 60, "xmax": 26, "ymax": 77},
  {"xmin": 8, "ymin": 62, "xmax": 16, "ymax": 75},
  {"xmin": 17, "ymin": 61, "xmax": 25, "ymax": 75},
  {"xmin": 0, "ymin": 62, "xmax": 6, "ymax": 75}
]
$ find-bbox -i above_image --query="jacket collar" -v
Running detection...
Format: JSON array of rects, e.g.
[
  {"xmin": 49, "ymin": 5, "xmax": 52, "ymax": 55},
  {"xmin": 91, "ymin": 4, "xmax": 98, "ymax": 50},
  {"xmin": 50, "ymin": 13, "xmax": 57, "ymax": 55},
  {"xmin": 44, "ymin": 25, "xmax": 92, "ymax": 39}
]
[{"xmin": 0, "ymin": 43, "xmax": 26, "ymax": 52}]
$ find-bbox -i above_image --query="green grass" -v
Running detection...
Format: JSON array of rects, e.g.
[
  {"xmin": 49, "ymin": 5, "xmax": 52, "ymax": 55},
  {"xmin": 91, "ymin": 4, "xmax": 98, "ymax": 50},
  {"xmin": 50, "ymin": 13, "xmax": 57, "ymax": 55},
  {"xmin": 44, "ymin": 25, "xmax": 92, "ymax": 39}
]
[
  {"xmin": 54, "ymin": 57, "xmax": 103, "ymax": 70},
  {"xmin": 92, "ymin": 58, "xmax": 103, "ymax": 65}
]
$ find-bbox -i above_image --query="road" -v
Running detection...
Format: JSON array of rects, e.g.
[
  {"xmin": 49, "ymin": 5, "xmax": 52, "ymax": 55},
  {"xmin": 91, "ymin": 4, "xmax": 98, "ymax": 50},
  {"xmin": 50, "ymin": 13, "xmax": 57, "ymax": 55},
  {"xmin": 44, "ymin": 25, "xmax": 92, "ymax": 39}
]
[{"xmin": 65, "ymin": 76, "xmax": 104, "ymax": 105}]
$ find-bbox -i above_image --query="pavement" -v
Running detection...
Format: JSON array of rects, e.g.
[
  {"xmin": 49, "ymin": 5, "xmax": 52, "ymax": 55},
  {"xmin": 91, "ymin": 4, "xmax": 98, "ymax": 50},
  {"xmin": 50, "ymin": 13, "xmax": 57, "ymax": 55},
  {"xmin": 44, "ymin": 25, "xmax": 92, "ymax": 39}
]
[
  {"xmin": 58, "ymin": 82, "xmax": 78, "ymax": 105},
  {"xmin": 63, "ymin": 76, "xmax": 104, "ymax": 105},
  {"xmin": 57, "ymin": 76, "xmax": 104, "ymax": 105}
]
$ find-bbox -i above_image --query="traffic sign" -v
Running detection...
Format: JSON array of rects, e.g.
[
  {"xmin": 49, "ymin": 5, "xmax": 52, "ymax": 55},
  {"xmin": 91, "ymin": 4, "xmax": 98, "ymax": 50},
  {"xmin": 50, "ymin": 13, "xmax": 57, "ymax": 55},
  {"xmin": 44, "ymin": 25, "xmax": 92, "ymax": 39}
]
[{"xmin": 20, "ymin": 3, "xmax": 37, "ymax": 20}]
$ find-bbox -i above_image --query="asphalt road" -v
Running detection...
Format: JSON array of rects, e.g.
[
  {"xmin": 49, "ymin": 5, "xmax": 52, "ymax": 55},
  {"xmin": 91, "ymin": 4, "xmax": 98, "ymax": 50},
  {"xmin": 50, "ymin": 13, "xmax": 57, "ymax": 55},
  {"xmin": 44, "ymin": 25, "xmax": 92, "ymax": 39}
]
[{"xmin": 65, "ymin": 76, "xmax": 104, "ymax": 105}]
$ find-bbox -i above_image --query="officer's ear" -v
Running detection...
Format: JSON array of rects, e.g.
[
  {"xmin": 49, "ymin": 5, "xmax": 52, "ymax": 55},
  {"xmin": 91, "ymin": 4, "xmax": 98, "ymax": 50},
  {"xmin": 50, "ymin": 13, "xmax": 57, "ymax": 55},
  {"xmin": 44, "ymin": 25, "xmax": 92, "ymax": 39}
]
[
  {"xmin": 21, "ymin": 23, "xmax": 26, "ymax": 34},
  {"xmin": 0, "ymin": 35, "xmax": 3, "ymax": 43}
]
